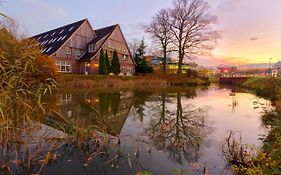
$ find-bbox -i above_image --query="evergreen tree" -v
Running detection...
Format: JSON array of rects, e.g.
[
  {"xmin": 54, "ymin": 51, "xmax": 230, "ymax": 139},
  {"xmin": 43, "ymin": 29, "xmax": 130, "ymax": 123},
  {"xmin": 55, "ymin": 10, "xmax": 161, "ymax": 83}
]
[
  {"xmin": 134, "ymin": 38, "xmax": 153, "ymax": 73},
  {"xmin": 111, "ymin": 51, "xmax": 120, "ymax": 75},
  {"xmin": 98, "ymin": 49, "xmax": 107, "ymax": 75},
  {"xmin": 104, "ymin": 51, "xmax": 110, "ymax": 74}
]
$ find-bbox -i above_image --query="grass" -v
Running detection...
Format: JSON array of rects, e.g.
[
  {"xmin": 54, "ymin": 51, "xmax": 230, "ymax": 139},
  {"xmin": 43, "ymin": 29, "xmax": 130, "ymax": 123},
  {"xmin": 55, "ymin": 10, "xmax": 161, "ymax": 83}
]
[{"xmin": 60, "ymin": 73, "xmax": 209, "ymax": 89}]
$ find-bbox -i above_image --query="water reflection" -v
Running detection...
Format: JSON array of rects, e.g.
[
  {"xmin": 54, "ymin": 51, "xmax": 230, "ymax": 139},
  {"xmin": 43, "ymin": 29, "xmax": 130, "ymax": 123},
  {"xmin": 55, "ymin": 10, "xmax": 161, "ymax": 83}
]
[
  {"xmin": 0, "ymin": 87, "xmax": 268, "ymax": 175},
  {"xmin": 43, "ymin": 91, "xmax": 135, "ymax": 136},
  {"xmin": 145, "ymin": 93, "xmax": 211, "ymax": 164}
]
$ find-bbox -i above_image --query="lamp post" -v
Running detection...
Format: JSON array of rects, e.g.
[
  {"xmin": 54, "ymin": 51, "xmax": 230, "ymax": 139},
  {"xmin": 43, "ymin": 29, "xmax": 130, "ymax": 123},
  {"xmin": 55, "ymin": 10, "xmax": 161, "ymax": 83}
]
[{"xmin": 268, "ymin": 58, "xmax": 272, "ymax": 77}]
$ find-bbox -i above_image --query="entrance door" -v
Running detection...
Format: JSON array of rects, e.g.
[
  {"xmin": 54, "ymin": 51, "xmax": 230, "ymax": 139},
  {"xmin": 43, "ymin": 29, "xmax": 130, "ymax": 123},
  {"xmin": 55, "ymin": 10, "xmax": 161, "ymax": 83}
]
[{"xmin": 85, "ymin": 62, "xmax": 90, "ymax": 75}]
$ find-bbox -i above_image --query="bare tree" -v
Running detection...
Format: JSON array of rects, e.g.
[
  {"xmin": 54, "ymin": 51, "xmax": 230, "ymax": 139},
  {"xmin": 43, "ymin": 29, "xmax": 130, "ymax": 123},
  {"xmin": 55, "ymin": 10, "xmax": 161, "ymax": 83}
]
[
  {"xmin": 128, "ymin": 38, "xmax": 140, "ymax": 57},
  {"xmin": 169, "ymin": 0, "xmax": 219, "ymax": 73},
  {"xmin": 0, "ymin": 0, "xmax": 7, "ymax": 18},
  {"xmin": 146, "ymin": 9, "xmax": 172, "ymax": 72}
]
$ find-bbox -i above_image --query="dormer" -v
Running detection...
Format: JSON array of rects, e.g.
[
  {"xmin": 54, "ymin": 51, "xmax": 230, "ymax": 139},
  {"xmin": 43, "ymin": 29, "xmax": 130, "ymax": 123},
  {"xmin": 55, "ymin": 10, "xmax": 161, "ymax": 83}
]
[{"xmin": 88, "ymin": 44, "xmax": 96, "ymax": 53}]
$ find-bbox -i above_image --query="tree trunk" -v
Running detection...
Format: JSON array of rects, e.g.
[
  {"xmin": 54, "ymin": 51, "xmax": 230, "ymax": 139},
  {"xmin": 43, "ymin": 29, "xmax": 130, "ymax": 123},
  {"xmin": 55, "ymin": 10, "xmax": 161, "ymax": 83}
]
[
  {"xmin": 163, "ymin": 48, "xmax": 167, "ymax": 73},
  {"xmin": 177, "ymin": 52, "xmax": 184, "ymax": 74}
]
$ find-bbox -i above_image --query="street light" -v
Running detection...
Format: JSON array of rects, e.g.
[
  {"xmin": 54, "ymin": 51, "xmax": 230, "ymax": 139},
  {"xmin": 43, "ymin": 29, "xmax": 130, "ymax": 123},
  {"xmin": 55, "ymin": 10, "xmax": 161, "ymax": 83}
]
[{"xmin": 268, "ymin": 58, "xmax": 272, "ymax": 77}]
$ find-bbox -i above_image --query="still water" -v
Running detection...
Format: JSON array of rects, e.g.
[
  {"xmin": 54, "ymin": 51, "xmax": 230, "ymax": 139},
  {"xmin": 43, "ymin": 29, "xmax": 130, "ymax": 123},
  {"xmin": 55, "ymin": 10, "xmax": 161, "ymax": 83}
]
[{"xmin": 1, "ymin": 85, "xmax": 270, "ymax": 175}]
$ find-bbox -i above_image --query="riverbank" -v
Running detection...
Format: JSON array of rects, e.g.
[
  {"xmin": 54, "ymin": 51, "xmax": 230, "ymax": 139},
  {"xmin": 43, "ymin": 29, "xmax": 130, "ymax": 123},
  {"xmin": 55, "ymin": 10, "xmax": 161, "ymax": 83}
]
[
  {"xmin": 59, "ymin": 74, "xmax": 210, "ymax": 89},
  {"xmin": 230, "ymin": 77, "xmax": 281, "ymax": 175}
]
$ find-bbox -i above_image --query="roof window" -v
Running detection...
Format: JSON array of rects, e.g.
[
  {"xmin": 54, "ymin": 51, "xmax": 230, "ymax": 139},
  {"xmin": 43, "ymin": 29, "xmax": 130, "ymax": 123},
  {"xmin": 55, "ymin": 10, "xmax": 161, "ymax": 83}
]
[
  {"xmin": 46, "ymin": 47, "xmax": 52, "ymax": 53},
  {"xmin": 52, "ymin": 38, "xmax": 57, "ymax": 42},
  {"xmin": 69, "ymin": 26, "xmax": 74, "ymax": 31},
  {"xmin": 42, "ymin": 48, "xmax": 46, "ymax": 53},
  {"xmin": 61, "ymin": 35, "xmax": 67, "ymax": 41}
]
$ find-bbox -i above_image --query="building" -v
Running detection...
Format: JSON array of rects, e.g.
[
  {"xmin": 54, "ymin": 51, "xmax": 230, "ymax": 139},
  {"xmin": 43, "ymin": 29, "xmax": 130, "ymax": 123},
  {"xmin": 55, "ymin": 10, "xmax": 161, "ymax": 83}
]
[
  {"xmin": 144, "ymin": 55, "xmax": 191, "ymax": 73},
  {"xmin": 217, "ymin": 67, "xmax": 237, "ymax": 77},
  {"xmin": 31, "ymin": 19, "xmax": 135, "ymax": 75}
]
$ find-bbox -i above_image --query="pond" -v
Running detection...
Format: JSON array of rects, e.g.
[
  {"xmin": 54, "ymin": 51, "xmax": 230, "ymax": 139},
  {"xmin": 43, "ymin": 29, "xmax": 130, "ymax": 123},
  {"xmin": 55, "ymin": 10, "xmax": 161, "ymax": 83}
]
[{"xmin": 0, "ymin": 85, "xmax": 270, "ymax": 175}]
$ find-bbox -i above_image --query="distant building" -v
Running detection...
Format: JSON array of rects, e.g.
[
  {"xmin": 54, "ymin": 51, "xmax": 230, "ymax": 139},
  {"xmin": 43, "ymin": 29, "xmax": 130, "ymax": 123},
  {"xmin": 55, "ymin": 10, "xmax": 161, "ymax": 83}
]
[
  {"xmin": 217, "ymin": 67, "xmax": 237, "ymax": 77},
  {"xmin": 144, "ymin": 55, "xmax": 191, "ymax": 73},
  {"xmin": 30, "ymin": 19, "xmax": 135, "ymax": 75},
  {"xmin": 196, "ymin": 66, "xmax": 216, "ymax": 77}
]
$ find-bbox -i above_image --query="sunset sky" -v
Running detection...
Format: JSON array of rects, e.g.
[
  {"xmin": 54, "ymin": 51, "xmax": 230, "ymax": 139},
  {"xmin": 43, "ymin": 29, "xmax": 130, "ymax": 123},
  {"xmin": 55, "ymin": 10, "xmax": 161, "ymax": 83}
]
[{"xmin": 1, "ymin": 0, "xmax": 281, "ymax": 66}]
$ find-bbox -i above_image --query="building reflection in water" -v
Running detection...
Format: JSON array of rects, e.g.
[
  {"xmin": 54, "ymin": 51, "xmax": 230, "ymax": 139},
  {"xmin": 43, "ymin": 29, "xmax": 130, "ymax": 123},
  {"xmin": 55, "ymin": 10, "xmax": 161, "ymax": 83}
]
[{"xmin": 43, "ymin": 90, "xmax": 135, "ymax": 137}]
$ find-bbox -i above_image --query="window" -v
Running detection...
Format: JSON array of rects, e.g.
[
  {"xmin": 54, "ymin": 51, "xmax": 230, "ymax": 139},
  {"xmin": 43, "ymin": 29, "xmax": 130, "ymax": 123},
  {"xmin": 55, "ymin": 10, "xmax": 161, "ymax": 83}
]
[
  {"xmin": 51, "ymin": 32, "xmax": 56, "ymax": 36},
  {"xmin": 37, "ymin": 36, "xmax": 41, "ymax": 40},
  {"xmin": 60, "ymin": 94, "xmax": 72, "ymax": 104},
  {"xmin": 76, "ymin": 50, "xmax": 82, "ymax": 57},
  {"xmin": 69, "ymin": 26, "xmax": 74, "ymax": 31},
  {"xmin": 56, "ymin": 61, "xmax": 72, "ymax": 73},
  {"xmin": 66, "ymin": 47, "xmax": 71, "ymax": 55},
  {"xmin": 57, "ymin": 36, "xmax": 63, "ymax": 41},
  {"xmin": 52, "ymin": 37, "xmax": 57, "ymax": 42},
  {"xmin": 61, "ymin": 35, "xmax": 67, "ymax": 41},
  {"xmin": 59, "ymin": 29, "xmax": 64, "ymax": 34},
  {"xmin": 88, "ymin": 44, "xmax": 96, "ymax": 52},
  {"xmin": 123, "ymin": 55, "xmax": 128, "ymax": 60},
  {"xmin": 46, "ymin": 47, "xmax": 52, "ymax": 53},
  {"xmin": 41, "ymin": 48, "xmax": 47, "ymax": 53},
  {"xmin": 44, "ymin": 34, "xmax": 48, "ymax": 38}
]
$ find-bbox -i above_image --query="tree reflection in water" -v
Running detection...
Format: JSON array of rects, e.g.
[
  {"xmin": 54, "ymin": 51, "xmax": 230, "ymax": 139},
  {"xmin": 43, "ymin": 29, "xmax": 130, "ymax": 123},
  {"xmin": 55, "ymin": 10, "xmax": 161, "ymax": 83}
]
[{"xmin": 145, "ymin": 92, "xmax": 211, "ymax": 164}]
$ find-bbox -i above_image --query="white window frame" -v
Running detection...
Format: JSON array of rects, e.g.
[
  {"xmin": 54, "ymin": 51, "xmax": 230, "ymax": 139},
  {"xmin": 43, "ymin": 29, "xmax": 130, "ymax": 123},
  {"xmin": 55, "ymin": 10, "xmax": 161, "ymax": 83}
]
[
  {"xmin": 76, "ymin": 49, "xmax": 82, "ymax": 57},
  {"xmin": 56, "ymin": 61, "xmax": 72, "ymax": 73},
  {"xmin": 66, "ymin": 47, "xmax": 72, "ymax": 55},
  {"xmin": 88, "ymin": 44, "xmax": 96, "ymax": 52}
]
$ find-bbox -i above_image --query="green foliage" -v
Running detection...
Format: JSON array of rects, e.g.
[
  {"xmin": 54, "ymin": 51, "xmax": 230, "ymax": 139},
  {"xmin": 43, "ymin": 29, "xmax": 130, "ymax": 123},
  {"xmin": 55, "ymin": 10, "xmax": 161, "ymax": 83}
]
[
  {"xmin": 104, "ymin": 51, "xmax": 110, "ymax": 74},
  {"xmin": 111, "ymin": 51, "xmax": 120, "ymax": 75},
  {"xmin": 136, "ymin": 171, "xmax": 152, "ymax": 175},
  {"xmin": 98, "ymin": 49, "xmax": 108, "ymax": 75},
  {"xmin": 171, "ymin": 168, "xmax": 191, "ymax": 174},
  {"xmin": 133, "ymin": 39, "xmax": 153, "ymax": 73}
]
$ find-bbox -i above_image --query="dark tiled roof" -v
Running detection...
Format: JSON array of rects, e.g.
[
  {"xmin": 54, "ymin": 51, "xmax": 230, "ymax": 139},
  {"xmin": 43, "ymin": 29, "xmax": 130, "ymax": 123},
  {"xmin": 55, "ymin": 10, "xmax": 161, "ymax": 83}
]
[
  {"xmin": 30, "ymin": 19, "xmax": 87, "ymax": 55},
  {"xmin": 79, "ymin": 24, "xmax": 117, "ymax": 61}
]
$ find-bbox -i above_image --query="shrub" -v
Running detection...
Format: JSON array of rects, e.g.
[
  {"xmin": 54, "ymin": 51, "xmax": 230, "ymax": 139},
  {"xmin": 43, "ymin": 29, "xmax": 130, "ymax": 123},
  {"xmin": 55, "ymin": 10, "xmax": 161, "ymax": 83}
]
[
  {"xmin": 186, "ymin": 69, "xmax": 198, "ymax": 78},
  {"xmin": 111, "ymin": 51, "xmax": 120, "ymax": 75}
]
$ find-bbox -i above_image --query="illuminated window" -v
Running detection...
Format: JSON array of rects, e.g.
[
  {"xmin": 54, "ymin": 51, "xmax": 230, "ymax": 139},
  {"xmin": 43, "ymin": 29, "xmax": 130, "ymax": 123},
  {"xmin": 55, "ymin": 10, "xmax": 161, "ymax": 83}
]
[
  {"xmin": 123, "ymin": 55, "xmax": 128, "ymax": 60},
  {"xmin": 59, "ymin": 29, "xmax": 64, "ymax": 34},
  {"xmin": 51, "ymin": 32, "xmax": 56, "ymax": 36}
]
